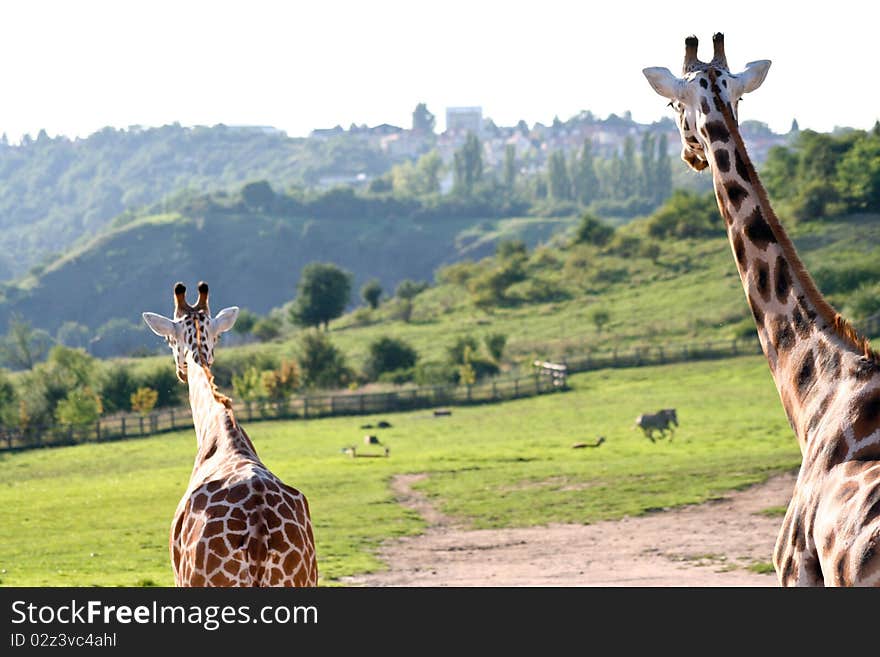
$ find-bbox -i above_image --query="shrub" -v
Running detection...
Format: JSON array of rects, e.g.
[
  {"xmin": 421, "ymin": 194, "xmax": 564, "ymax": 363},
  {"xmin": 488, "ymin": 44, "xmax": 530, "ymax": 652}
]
[
  {"xmin": 252, "ymin": 316, "xmax": 283, "ymax": 342},
  {"xmin": 297, "ymin": 331, "xmax": 351, "ymax": 389},
  {"xmin": 364, "ymin": 337, "xmax": 419, "ymax": 381},
  {"xmin": 484, "ymin": 333, "xmax": 507, "ymax": 362},
  {"xmin": 130, "ymin": 387, "xmax": 158, "ymax": 416},
  {"xmin": 573, "ymin": 213, "xmax": 614, "ymax": 246},
  {"xmin": 646, "ymin": 190, "xmax": 719, "ymax": 238},
  {"xmin": 413, "ymin": 361, "xmax": 458, "ymax": 385},
  {"xmin": 55, "ymin": 387, "xmax": 102, "ymax": 427}
]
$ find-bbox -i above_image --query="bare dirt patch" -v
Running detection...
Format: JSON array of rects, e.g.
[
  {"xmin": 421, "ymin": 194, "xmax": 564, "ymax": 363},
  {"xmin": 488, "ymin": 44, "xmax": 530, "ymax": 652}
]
[{"xmin": 341, "ymin": 470, "xmax": 797, "ymax": 586}]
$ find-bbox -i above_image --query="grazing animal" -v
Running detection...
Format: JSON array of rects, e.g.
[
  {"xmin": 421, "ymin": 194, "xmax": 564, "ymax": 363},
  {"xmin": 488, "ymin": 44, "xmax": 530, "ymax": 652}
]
[
  {"xmin": 635, "ymin": 409, "xmax": 678, "ymax": 442},
  {"xmin": 572, "ymin": 436, "xmax": 606, "ymax": 449},
  {"xmin": 143, "ymin": 282, "xmax": 317, "ymax": 587},
  {"xmin": 377, "ymin": 420, "xmax": 392, "ymax": 428},
  {"xmin": 643, "ymin": 34, "xmax": 880, "ymax": 586},
  {"xmin": 364, "ymin": 434, "xmax": 381, "ymax": 445}
]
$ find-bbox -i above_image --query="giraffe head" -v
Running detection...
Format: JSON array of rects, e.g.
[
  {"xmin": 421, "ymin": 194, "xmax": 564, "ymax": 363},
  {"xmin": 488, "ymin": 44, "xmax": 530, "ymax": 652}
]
[
  {"xmin": 643, "ymin": 33, "xmax": 771, "ymax": 172},
  {"xmin": 142, "ymin": 282, "xmax": 239, "ymax": 382}
]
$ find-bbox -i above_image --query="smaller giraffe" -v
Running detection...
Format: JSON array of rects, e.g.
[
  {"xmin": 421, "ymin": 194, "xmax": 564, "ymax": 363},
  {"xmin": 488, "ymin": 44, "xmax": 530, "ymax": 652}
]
[{"xmin": 143, "ymin": 282, "xmax": 317, "ymax": 587}]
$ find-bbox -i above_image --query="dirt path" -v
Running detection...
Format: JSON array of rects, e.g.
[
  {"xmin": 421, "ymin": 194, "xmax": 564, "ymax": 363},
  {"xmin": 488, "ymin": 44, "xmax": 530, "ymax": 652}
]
[{"xmin": 341, "ymin": 471, "xmax": 798, "ymax": 586}]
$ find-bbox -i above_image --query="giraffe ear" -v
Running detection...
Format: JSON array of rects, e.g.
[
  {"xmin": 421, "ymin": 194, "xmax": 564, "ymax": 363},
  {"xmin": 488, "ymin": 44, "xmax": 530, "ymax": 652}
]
[
  {"xmin": 733, "ymin": 60, "xmax": 771, "ymax": 95},
  {"xmin": 642, "ymin": 67, "xmax": 687, "ymax": 102},
  {"xmin": 142, "ymin": 312, "xmax": 177, "ymax": 338},
  {"xmin": 213, "ymin": 306, "xmax": 239, "ymax": 334}
]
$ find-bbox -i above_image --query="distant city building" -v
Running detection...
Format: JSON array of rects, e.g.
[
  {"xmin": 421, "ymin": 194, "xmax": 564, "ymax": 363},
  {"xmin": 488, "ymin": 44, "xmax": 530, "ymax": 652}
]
[{"xmin": 445, "ymin": 107, "xmax": 483, "ymax": 135}]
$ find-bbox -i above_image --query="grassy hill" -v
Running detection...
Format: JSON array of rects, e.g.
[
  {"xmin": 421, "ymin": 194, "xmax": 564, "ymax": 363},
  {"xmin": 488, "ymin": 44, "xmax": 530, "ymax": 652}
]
[
  {"xmin": 115, "ymin": 212, "xmax": 880, "ymax": 386},
  {"xmin": 0, "ymin": 207, "xmax": 575, "ymax": 335},
  {"xmin": 0, "ymin": 124, "xmax": 393, "ymax": 276},
  {"xmin": 0, "ymin": 356, "xmax": 800, "ymax": 585}
]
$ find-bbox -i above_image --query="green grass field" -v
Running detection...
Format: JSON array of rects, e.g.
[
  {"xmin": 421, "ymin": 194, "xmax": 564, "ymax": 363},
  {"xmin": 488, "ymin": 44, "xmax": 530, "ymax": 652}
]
[{"xmin": 0, "ymin": 355, "xmax": 802, "ymax": 586}]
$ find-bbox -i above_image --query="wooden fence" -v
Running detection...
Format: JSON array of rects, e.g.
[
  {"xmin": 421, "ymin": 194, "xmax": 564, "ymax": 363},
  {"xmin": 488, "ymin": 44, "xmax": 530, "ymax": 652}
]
[
  {"xmin": 3, "ymin": 321, "xmax": 876, "ymax": 453},
  {"xmin": 0, "ymin": 369, "xmax": 566, "ymax": 452}
]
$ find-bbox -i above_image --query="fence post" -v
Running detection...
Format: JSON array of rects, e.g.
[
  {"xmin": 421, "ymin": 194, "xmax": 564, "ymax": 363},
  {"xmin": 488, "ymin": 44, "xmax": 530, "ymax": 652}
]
[
  {"xmin": 170, "ymin": 408, "xmax": 175, "ymax": 429},
  {"xmin": 514, "ymin": 378, "xmax": 519, "ymax": 398},
  {"xmin": 359, "ymin": 394, "xmax": 365, "ymax": 413},
  {"xmin": 303, "ymin": 397, "xmax": 309, "ymax": 419},
  {"xmin": 535, "ymin": 372, "xmax": 540, "ymax": 394},
  {"xmin": 139, "ymin": 416, "xmax": 144, "ymax": 436},
  {"xmin": 121, "ymin": 417, "xmax": 126, "ymax": 439},
  {"xmin": 732, "ymin": 339, "xmax": 738, "ymax": 355},
  {"xmin": 492, "ymin": 379, "xmax": 497, "ymax": 400},
  {"xmin": 95, "ymin": 421, "xmax": 101, "ymax": 442}
]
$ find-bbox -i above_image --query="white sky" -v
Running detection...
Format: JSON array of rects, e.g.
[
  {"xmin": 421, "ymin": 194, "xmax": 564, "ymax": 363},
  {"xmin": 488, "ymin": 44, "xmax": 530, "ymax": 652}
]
[{"xmin": 1, "ymin": 0, "xmax": 878, "ymax": 142}]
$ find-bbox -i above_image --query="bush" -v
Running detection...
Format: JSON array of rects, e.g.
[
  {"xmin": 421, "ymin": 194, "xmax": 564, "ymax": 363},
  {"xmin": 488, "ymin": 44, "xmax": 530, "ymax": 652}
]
[
  {"xmin": 55, "ymin": 387, "xmax": 102, "ymax": 427},
  {"xmin": 396, "ymin": 279, "xmax": 429, "ymax": 300},
  {"xmin": 484, "ymin": 333, "xmax": 507, "ymax": 362},
  {"xmin": 413, "ymin": 360, "xmax": 458, "ymax": 385},
  {"xmin": 130, "ymin": 387, "xmax": 158, "ymax": 416},
  {"xmin": 647, "ymin": 190, "xmax": 719, "ymax": 238},
  {"xmin": 99, "ymin": 365, "xmax": 138, "ymax": 413},
  {"xmin": 377, "ymin": 368, "xmax": 415, "ymax": 384},
  {"xmin": 252, "ymin": 316, "xmax": 282, "ymax": 342},
  {"xmin": 364, "ymin": 337, "xmax": 419, "ymax": 381},
  {"xmin": 791, "ymin": 180, "xmax": 839, "ymax": 222},
  {"xmin": 447, "ymin": 335, "xmax": 480, "ymax": 365},
  {"xmin": 297, "ymin": 331, "xmax": 351, "ymax": 389},
  {"xmin": 573, "ymin": 213, "xmax": 614, "ymax": 246}
]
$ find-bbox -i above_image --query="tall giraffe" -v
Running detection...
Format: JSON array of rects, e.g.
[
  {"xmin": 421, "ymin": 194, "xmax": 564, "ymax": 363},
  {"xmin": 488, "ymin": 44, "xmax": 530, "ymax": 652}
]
[
  {"xmin": 643, "ymin": 34, "xmax": 880, "ymax": 586},
  {"xmin": 142, "ymin": 282, "xmax": 317, "ymax": 586}
]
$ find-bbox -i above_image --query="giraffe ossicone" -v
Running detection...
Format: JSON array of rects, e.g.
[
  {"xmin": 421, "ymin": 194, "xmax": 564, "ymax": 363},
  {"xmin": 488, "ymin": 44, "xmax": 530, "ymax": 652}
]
[
  {"xmin": 142, "ymin": 282, "xmax": 318, "ymax": 587},
  {"xmin": 643, "ymin": 34, "xmax": 880, "ymax": 587}
]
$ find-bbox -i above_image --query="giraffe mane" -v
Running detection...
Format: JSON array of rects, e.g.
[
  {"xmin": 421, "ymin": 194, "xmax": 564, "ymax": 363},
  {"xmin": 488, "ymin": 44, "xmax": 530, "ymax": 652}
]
[
  {"xmin": 191, "ymin": 311, "xmax": 235, "ymax": 409},
  {"xmin": 710, "ymin": 71, "xmax": 878, "ymax": 364}
]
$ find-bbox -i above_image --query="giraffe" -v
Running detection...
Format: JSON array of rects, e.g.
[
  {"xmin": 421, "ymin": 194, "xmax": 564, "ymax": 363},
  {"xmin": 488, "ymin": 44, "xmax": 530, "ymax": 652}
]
[
  {"xmin": 142, "ymin": 282, "xmax": 318, "ymax": 586},
  {"xmin": 643, "ymin": 34, "xmax": 880, "ymax": 586}
]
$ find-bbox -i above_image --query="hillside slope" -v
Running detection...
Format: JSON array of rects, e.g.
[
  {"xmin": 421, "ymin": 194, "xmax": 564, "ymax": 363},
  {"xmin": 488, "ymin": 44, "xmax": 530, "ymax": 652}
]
[{"xmin": 0, "ymin": 209, "xmax": 574, "ymax": 334}]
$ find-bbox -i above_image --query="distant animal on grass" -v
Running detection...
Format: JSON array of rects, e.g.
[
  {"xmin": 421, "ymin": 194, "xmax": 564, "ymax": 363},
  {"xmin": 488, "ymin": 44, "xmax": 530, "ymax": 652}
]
[
  {"xmin": 572, "ymin": 436, "xmax": 605, "ymax": 449},
  {"xmin": 364, "ymin": 435, "xmax": 381, "ymax": 445},
  {"xmin": 377, "ymin": 420, "xmax": 392, "ymax": 428},
  {"xmin": 360, "ymin": 423, "xmax": 374, "ymax": 429},
  {"xmin": 635, "ymin": 409, "xmax": 678, "ymax": 442}
]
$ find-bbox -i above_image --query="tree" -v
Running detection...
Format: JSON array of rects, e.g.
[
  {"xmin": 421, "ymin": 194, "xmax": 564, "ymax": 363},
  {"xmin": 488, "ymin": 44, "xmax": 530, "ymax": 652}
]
[
  {"xmin": 361, "ymin": 279, "xmax": 383, "ymax": 309},
  {"xmin": 503, "ymin": 144, "xmax": 517, "ymax": 189},
  {"xmin": 56, "ymin": 321, "xmax": 90, "ymax": 350},
  {"xmin": 416, "ymin": 150, "xmax": 442, "ymax": 194},
  {"xmin": 573, "ymin": 213, "xmax": 613, "ymax": 246},
  {"xmin": 458, "ymin": 345, "xmax": 476, "ymax": 386},
  {"xmin": 484, "ymin": 333, "xmax": 507, "ymax": 362},
  {"xmin": 0, "ymin": 315, "xmax": 53, "ymax": 370},
  {"xmin": 232, "ymin": 367, "xmax": 265, "ymax": 411},
  {"xmin": 290, "ymin": 262, "xmax": 353, "ymax": 330},
  {"xmin": 252, "ymin": 316, "xmax": 282, "ymax": 342},
  {"xmin": 412, "ymin": 103, "xmax": 436, "ymax": 134},
  {"xmin": 590, "ymin": 308, "xmax": 610, "ymax": 333},
  {"xmin": 547, "ymin": 151, "xmax": 571, "ymax": 200},
  {"xmin": 654, "ymin": 133, "xmax": 672, "ymax": 204},
  {"xmin": 453, "ymin": 132, "xmax": 483, "ymax": 195},
  {"xmin": 297, "ymin": 331, "xmax": 351, "ymax": 389},
  {"xmin": 364, "ymin": 337, "xmax": 418, "ymax": 380},
  {"xmin": 55, "ymin": 387, "xmax": 102, "ymax": 427},
  {"xmin": 639, "ymin": 132, "xmax": 656, "ymax": 199},
  {"xmin": 261, "ymin": 360, "xmax": 299, "ymax": 413},
  {"xmin": 396, "ymin": 279, "xmax": 428, "ymax": 300},
  {"xmin": 99, "ymin": 365, "xmax": 137, "ymax": 414},
  {"xmin": 572, "ymin": 139, "xmax": 600, "ymax": 205},
  {"xmin": 241, "ymin": 180, "xmax": 276, "ymax": 210},
  {"xmin": 620, "ymin": 135, "xmax": 638, "ymax": 199},
  {"xmin": 130, "ymin": 387, "xmax": 158, "ymax": 416},
  {"xmin": 232, "ymin": 309, "xmax": 258, "ymax": 337},
  {"xmin": 835, "ymin": 133, "xmax": 880, "ymax": 212},
  {"xmin": 447, "ymin": 335, "xmax": 480, "ymax": 365}
]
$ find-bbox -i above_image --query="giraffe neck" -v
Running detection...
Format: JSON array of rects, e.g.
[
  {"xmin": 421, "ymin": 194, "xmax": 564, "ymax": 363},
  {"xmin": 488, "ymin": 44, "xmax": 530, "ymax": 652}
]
[
  {"xmin": 698, "ymin": 77, "xmax": 878, "ymax": 453},
  {"xmin": 185, "ymin": 352, "xmax": 258, "ymax": 470}
]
